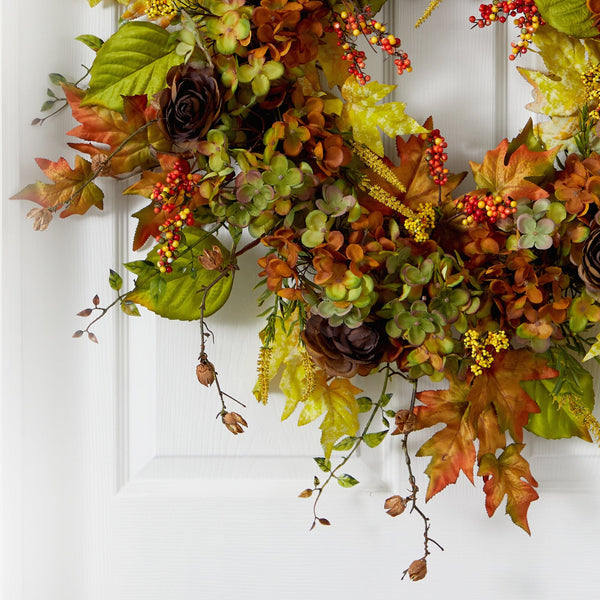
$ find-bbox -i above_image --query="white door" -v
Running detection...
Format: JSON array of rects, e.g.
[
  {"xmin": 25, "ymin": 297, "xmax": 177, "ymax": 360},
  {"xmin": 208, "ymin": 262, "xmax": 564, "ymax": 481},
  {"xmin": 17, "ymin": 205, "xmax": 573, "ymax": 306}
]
[{"xmin": 3, "ymin": 1, "xmax": 600, "ymax": 598}]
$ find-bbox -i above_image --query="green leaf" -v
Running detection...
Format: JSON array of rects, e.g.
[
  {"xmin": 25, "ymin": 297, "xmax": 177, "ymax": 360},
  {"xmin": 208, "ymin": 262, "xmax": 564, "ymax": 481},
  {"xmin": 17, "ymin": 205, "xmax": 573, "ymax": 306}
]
[
  {"xmin": 120, "ymin": 300, "xmax": 141, "ymax": 317},
  {"xmin": 76, "ymin": 34, "xmax": 104, "ymax": 52},
  {"xmin": 357, "ymin": 396, "xmax": 373, "ymax": 413},
  {"xmin": 332, "ymin": 436, "xmax": 357, "ymax": 451},
  {"xmin": 109, "ymin": 269, "xmax": 123, "ymax": 291},
  {"xmin": 41, "ymin": 100, "xmax": 55, "ymax": 112},
  {"xmin": 125, "ymin": 229, "xmax": 233, "ymax": 320},
  {"xmin": 314, "ymin": 457, "xmax": 332, "ymax": 472},
  {"xmin": 337, "ymin": 474, "xmax": 359, "ymax": 488},
  {"xmin": 123, "ymin": 259, "xmax": 154, "ymax": 276},
  {"xmin": 82, "ymin": 22, "xmax": 185, "ymax": 112},
  {"xmin": 49, "ymin": 73, "xmax": 67, "ymax": 86},
  {"xmin": 379, "ymin": 392, "xmax": 392, "ymax": 408},
  {"xmin": 523, "ymin": 350, "xmax": 595, "ymax": 441},
  {"xmin": 536, "ymin": 0, "xmax": 598, "ymax": 38},
  {"xmin": 363, "ymin": 430, "xmax": 388, "ymax": 448}
]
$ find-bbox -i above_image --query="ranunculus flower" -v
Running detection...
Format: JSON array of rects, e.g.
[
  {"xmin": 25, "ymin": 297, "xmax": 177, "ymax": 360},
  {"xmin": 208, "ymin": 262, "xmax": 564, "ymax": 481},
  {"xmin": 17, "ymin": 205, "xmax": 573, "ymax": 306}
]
[
  {"xmin": 579, "ymin": 228, "xmax": 600, "ymax": 290},
  {"xmin": 157, "ymin": 63, "xmax": 223, "ymax": 148},
  {"xmin": 301, "ymin": 315, "xmax": 386, "ymax": 378}
]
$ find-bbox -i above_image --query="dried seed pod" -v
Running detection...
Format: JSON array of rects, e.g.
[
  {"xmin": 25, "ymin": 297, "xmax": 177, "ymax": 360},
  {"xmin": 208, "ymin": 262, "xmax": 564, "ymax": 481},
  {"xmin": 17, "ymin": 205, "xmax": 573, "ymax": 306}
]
[
  {"xmin": 196, "ymin": 354, "xmax": 215, "ymax": 387},
  {"xmin": 26, "ymin": 207, "xmax": 53, "ymax": 231},
  {"xmin": 408, "ymin": 558, "xmax": 427, "ymax": 581},
  {"xmin": 222, "ymin": 412, "xmax": 248, "ymax": 435},
  {"xmin": 391, "ymin": 409, "xmax": 417, "ymax": 435},
  {"xmin": 91, "ymin": 153, "xmax": 111, "ymax": 174},
  {"xmin": 198, "ymin": 245, "xmax": 224, "ymax": 271},
  {"xmin": 384, "ymin": 495, "xmax": 408, "ymax": 517}
]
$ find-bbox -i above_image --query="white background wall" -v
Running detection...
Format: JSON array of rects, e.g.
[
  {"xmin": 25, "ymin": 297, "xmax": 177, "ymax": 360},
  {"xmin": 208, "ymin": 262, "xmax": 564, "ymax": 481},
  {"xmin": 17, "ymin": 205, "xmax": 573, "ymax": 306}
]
[{"xmin": 2, "ymin": 1, "xmax": 600, "ymax": 599}]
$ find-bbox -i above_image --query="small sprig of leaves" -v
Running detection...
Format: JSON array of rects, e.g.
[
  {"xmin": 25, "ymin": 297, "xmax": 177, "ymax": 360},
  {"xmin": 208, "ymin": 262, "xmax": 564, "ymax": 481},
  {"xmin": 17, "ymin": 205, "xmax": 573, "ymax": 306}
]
[
  {"xmin": 73, "ymin": 269, "xmax": 139, "ymax": 342},
  {"xmin": 32, "ymin": 66, "xmax": 92, "ymax": 126},
  {"xmin": 573, "ymin": 104, "xmax": 598, "ymax": 160},
  {"xmin": 299, "ymin": 367, "xmax": 394, "ymax": 530}
]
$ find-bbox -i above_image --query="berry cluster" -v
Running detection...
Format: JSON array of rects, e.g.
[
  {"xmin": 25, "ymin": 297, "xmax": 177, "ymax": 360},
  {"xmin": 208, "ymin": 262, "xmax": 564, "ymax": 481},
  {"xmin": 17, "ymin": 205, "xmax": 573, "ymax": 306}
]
[
  {"xmin": 456, "ymin": 192, "xmax": 517, "ymax": 225},
  {"xmin": 151, "ymin": 160, "xmax": 195, "ymax": 214},
  {"xmin": 151, "ymin": 161, "xmax": 196, "ymax": 274},
  {"xmin": 422, "ymin": 129, "xmax": 449, "ymax": 185},
  {"xmin": 330, "ymin": 7, "xmax": 411, "ymax": 85},
  {"xmin": 469, "ymin": 1, "xmax": 544, "ymax": 60},
  {"xmin": 156, "ymin": 208, "xmax": 194, "ymax": 274}
]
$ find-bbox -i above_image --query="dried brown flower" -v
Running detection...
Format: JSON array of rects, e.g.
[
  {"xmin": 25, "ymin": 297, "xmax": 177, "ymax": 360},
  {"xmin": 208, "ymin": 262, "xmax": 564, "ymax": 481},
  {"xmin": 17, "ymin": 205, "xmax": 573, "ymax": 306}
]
[
  {"xmin": 198, "ymin": 245, "xmax": 224, "ymax": 271},
  {"xmin": 196, "ymin": 353, "xmax": 216, "ymax": 387},
  {"xmin": 301, "ymin": 315, "xmax": 386, "ymax": 378},
  {"xmin": 222, "ymin": 411, "xmax": 248, "ymax": 435},
  {"xmin": 26, "ymin": 207, "xmax": 53, "ymax": 231},
  {"xmin": 157, "ymin": 63, "xmax": 223, "ymax": 148},
  {"xmin": 384, "ymin": 495, "xmax": 408, "ymax": 517},
  {"xmin": 408, "ymin": 558, "xmax": 427, "ymax": 582},
  {"xmin": 391, "ymin": 409, "xmax": 417, "ymax": 435}
]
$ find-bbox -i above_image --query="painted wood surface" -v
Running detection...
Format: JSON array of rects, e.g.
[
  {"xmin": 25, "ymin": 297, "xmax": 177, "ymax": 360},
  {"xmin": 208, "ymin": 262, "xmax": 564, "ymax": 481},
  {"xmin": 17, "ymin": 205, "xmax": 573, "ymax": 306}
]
[{"xmin": 2, "ymin": 1, "xmax": 600, "ymax": 599}]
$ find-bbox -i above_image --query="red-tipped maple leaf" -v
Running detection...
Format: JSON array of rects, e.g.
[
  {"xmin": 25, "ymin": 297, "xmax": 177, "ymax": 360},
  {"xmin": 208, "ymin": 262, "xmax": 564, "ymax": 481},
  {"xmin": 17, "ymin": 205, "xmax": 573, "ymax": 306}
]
[
  {"xmin": 414, "ymin": 349, "xmax": 556, "ymax": 501},
  {"xmin": 358, "ymin": 117, "xmax": 466, "ymax": 214},
  {"xmin": 11, "ymin": 155, "xmax": 103, "ymax": 217},
  {"xmin": 414, "ymin": 375, "xmax": 476, "ymax": 501},
  {"xmin": 469, "ymin": 138, "xmax": 558, "ymax": 202},
  {"xmin": 63, "ymin": 84, "xmax": 168, "ymax": 176},
  {"xmin": 478, "ymin": 443, "xmax": 539, "ymax": 534}
]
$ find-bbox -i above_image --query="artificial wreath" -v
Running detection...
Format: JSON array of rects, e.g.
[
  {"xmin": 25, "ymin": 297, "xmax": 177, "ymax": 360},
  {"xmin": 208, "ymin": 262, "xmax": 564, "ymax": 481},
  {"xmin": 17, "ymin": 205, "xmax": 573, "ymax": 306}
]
[{"xmin": 14, "ymin": 0, "xmax": 600, "ymax": 581}]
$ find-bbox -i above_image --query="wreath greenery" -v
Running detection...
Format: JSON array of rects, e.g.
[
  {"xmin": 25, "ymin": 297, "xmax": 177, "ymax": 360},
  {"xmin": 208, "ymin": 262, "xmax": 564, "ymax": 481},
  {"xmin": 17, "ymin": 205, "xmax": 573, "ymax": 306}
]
[{"xmin": 13, "ymin": 0, "xmax": 600, "ymax": 580}]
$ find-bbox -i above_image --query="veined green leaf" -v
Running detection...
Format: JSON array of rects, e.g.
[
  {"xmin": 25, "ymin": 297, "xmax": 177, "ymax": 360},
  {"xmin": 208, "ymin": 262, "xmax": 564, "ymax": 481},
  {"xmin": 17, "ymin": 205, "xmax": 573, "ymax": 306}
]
[
  {"xmin": 82, "ymin": 21, "xmax": 184, "ymax": 112},
  {"xmin": 125, "ymin": 229, "xmax": 233, "ymax": 320}
]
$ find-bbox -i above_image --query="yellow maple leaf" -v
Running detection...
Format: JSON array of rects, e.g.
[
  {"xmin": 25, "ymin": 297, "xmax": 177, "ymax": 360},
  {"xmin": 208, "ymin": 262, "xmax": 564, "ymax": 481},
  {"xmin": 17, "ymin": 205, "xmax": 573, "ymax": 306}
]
[
  {"xmin": 338, "ymin": 77, "xmax": 426, "ymax": 156},
  {"xmin": 518, "ymin": 26, "xmax": 600, "ymax": 151},
  {"xmin": 254, "ymin": 313, "xmax": 361, "ymax": 456}
]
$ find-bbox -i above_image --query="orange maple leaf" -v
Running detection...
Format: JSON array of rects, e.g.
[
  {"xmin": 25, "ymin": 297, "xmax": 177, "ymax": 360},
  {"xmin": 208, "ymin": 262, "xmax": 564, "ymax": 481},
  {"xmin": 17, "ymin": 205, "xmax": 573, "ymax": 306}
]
[
  {"xmin": 63, "ymin": 84, "xmax": 168, "ymax": 176},
  {"xmin": 11, "ymin": 155, "xmax": 103, "ymax": 217},
  {"xmin": 466, "ymin": 349, "xmax": 558, "ymax": 443},
  {"xmin": 414, "ymin": 376, "xmax": 476, "ymax": 501},
  {"xmin": 478, "ymin": 443, "xmax": 539, "ymax": 534},
  {"xmin": 414, "ymin": 349, "xmax": 556, "ymax": 501},
  {"xmin": 359, "ymin": 117, "xmax": 466, "ymax": 214},
  {"xmin": 469, "ymin": 138, "xmax": 558, "ymax": 202}
]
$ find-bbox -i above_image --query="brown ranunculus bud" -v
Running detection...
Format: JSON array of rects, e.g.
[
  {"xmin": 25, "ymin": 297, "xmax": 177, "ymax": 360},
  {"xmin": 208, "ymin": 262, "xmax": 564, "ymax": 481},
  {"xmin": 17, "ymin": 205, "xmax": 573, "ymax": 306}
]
[
  {"xmin": 579, "ymin": 228, "xmax": 600, "ymax": 291},
  {"xmin": 384, "ymin": 495, "xmax": 408, "ymax": 517},
  {"xmin": 157, "ymin": 63, "xmax": 222, "ymax": 148},
  {"xmin": 391, "ymin": 409, "xmax": 417, "ymax": 435},
  {"xmin": 198, "ymin": 245, "xmax": 224, "ymax": 271},
  {"xmin": 407, "ymin": 558, "xmax": 427, "ymax": 582},
  {"xmin": 301, "ymin": 315, "xmax": 386, "ymax": 378},
  {"xmin": 222, "ymin": 412, "xmax": 248, "ymax": 435},
  {"xmin": 196, "ymin": 353, "xmax": 215, "ymax": 387}
]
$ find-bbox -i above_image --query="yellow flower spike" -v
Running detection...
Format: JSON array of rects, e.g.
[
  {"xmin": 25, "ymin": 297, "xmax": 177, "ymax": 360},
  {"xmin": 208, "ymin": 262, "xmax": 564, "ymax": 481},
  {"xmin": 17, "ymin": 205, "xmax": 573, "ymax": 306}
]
[
  {"xmin": 415, "ymin": 0, "xmax": 443, "ymax": 28},
  {"xmin": 300, "ymin": 348, "xmax": 316, "ymax": 403},
  {"xmin": 256, "ymin": 346, "xmax": 273, "ymax": 404},
  {"xmin": 351, "ymin": 142, "xmax": 406, "ymax": 193}
]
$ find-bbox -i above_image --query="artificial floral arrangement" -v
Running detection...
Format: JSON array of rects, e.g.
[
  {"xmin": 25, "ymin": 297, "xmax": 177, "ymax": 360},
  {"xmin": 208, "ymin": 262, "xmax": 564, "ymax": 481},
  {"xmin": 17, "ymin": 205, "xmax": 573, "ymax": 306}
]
[{"xmin": 13, "ymin": 0, "xmax": 600, "ymax": 581}]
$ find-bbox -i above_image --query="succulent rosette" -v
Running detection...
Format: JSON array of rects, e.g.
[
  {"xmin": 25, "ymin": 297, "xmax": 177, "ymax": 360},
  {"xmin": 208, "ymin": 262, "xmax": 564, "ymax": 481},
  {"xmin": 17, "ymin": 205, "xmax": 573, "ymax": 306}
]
[{"xmin": 13, "ymin": 0, "xmax": 600, "ymax": 580}]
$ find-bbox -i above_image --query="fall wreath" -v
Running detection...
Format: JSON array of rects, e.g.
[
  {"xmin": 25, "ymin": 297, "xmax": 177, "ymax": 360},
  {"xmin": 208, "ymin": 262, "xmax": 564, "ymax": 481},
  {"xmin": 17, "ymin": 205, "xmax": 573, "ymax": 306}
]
[{"xmin": 13, "ymin": 0, "xmax": 600, "ymax": 581}]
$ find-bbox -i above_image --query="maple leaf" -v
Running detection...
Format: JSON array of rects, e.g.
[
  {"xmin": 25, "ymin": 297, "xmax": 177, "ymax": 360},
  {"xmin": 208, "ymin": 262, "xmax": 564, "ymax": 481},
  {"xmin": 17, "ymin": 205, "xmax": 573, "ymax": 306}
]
[
  {"xmin": 518, "ymin": 27, "xmax": 600, "ymax": 151},
  {"xmin": 12, "ymin": 155, "xmax": 103, "ymax": 218},
  {"xmin": 124, "ymin": 155, "xmax": 207, "ymax": 250},
  {"xmin": 414, "ymin": 376, "xmax": 477, "ymax": 501},
  {"xmin": 466, "ymin": 349, "xmax": 558, "ymax": 443},
  {"xmin": 478, "ymin": 443, "xmax": 539, "ymax": 534},
  {"xmin": 63, "ymin": 84, "xmax": 168, "ymax": 176},
  {"xmin": 469, "ymin": 138, "xmax": 558, "ymax": 203},
  {"xmin": 338, "ymin": 77, "xmax": 426, "ymax": 156}
]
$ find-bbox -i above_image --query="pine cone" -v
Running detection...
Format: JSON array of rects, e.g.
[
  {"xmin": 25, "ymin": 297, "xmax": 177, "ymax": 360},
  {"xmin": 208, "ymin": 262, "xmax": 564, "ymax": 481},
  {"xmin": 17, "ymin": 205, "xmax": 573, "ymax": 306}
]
[
  {"xmin": 580, "ymin": 228, "xmax": 600, "ymax": 290},
  {"xmin": 301, "ymin": 315, "xmax": 386, "ymax": 378}
]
